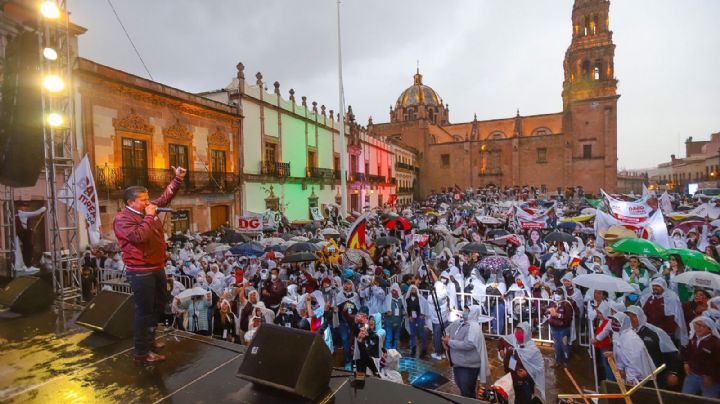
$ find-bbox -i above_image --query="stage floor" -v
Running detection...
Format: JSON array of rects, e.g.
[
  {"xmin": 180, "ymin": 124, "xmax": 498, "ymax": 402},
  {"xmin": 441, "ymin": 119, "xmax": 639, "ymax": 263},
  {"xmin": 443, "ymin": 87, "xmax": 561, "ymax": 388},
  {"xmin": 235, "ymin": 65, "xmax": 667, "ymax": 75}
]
[{"xmin": 0, "ymin": 307, "xmax": 482, "ymax": 403}]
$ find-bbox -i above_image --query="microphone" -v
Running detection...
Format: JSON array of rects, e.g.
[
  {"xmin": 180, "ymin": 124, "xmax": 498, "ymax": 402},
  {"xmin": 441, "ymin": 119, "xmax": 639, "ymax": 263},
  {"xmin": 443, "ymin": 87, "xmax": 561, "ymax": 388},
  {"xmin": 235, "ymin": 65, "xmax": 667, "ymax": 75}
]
[{"xmin": 156, "ymin": 207, "xmax": 174, "ymax": 213}]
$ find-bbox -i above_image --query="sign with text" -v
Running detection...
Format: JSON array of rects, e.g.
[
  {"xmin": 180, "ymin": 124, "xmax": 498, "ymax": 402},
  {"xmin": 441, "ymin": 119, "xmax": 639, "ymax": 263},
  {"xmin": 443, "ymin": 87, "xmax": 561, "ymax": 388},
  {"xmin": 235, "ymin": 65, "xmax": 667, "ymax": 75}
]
[{"xmin": 238, "ymin": 215, "xmax": 262, "ymax": 231}]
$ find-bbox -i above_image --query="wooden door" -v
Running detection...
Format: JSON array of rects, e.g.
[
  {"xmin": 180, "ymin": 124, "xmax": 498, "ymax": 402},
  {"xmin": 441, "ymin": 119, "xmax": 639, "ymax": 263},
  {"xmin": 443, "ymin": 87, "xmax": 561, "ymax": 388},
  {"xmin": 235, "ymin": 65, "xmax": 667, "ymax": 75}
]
[{"xmin": 210, "ymin": 205, "xmax": 229, "ymax": 230}]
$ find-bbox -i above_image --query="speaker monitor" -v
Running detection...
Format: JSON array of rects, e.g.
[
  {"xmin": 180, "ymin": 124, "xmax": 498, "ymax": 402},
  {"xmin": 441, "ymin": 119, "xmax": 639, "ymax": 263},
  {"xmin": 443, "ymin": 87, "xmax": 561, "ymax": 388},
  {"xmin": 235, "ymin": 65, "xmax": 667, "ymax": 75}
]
[
  {"xmin": 0, "ymin": 276, "xmax": 53, "ymax": 313},
  {"xmin": 0, "ymin": 31, "xmax": 44, "ymax": 187},
  {"xmin": 237, "ymin": 324, "xmax": 331, "ymax": 400},
  {"xmin": 76, "ymin": 290, "xmax": 134, "ymax": 338}
]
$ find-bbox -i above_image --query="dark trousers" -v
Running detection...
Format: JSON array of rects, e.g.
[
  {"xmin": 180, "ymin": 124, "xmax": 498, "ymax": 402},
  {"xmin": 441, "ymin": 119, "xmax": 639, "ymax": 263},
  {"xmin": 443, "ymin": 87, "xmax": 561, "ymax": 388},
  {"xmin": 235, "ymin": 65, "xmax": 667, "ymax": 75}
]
[
  {"xmin": 514, "ymin": 379, "xmax": 535, "ymax": 404},
  {"xmin": 18, "ymin": 227, "xmax": 33, "ymax": 267},
  {"xmin": 127, "ymin": 270, "xmax": 168, "ymax": 357},
  {"xmin": 453, "ymin": 366, "xmax": 479, "ymax": 398}
]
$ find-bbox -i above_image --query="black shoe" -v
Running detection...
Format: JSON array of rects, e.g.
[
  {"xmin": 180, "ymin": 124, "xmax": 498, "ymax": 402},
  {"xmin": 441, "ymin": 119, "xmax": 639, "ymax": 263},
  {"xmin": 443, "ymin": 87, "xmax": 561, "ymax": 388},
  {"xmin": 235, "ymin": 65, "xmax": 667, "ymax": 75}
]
[
  {"xmin": 419, "ymin": 350, "xmax": 428, "ymax": 359},
  {"xmin": 410, "ymin": 347, "xmax": 416, "ymax": 357}
]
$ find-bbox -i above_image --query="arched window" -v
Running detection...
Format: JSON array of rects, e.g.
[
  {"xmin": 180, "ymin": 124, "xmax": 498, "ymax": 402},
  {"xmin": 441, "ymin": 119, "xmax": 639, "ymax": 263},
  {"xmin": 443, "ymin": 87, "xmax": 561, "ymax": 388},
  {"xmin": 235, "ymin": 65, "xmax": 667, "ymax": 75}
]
[
  {"xmin": 488, "ymin": 131, "xmax": 506, "ymax": 140},
  {"xmin": 594, "ymin": 60, "xmax": 603, "ymax": 80},
  {"xmin": 428, "ymin": 108, "xmax": 435, "ymax": 123},
  {"xmin": 407, "ymin": 108, "xmax": 416, "ymax": 121},
  {"xmin": 593, "ymin": 15, "xmax": 599, "ymax": 34},
  {"xmin": 531, "ymin": 127, "xmax": 552, "ymax": 136}
]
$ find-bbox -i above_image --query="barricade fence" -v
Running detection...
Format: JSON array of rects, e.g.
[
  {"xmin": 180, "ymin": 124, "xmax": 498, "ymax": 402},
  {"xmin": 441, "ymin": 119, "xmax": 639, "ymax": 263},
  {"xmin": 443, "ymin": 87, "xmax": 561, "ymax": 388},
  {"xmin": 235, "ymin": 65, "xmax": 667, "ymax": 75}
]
[{"xmin": 94, "ymin": 268, "xmax": 596, "ymax": 347}]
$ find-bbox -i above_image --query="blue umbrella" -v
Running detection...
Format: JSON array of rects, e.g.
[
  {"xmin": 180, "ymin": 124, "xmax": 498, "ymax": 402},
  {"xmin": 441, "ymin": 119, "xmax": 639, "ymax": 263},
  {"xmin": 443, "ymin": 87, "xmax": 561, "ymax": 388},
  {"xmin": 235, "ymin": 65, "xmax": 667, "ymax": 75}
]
[
  {"xmin": 229, "ymin": 241, "xmax": 264, "ymax": 257},
  {"xmin": 557, "ymin": 221, "xmax": 581, "ymax": 232}
]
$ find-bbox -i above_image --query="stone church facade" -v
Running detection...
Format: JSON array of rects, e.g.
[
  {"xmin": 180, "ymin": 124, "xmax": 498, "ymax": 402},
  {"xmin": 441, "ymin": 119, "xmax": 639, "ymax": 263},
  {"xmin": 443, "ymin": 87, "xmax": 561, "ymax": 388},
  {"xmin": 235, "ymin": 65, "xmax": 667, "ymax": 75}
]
[{"xmin": 369, "ymin": 0, "xmax": 619, "ymax": 198}]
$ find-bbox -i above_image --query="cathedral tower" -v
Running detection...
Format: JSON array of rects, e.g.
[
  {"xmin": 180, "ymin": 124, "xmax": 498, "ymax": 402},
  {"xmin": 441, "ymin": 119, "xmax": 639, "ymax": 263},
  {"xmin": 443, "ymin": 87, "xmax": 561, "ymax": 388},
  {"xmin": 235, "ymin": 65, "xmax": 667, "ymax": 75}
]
[{"xmin": 562, "ymin": 0, "xmax": 619, "ymax": 192}]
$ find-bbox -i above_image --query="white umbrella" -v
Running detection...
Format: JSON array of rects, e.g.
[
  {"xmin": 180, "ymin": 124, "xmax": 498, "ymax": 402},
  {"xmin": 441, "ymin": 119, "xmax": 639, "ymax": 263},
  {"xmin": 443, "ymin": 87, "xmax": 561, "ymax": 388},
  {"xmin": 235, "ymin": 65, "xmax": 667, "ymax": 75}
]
[
  {"xmin": 261, "ymin": 237, "xmax": 285, "ymax": 247},
  {"xmin": 673, "ymin": 271, "xmax": 720, "ymax": 291},
  {"xmin": 476, "ymin": 215, "xmax": 503, "ymax": 225},
  {"xmin": 290, "ymin": 236, "xmax": 309, "ymax": 242},
  {"xmin": 572, "ymin": 273, "xmax": 635, "ymax": 293},
  {"xmin": 321, "ymin": 228, "xmax": 340, "ymax": 236},
  {"xmin": 176, "ymin": 286, "xmax": 209, "ymax": 301},
  {"xmin": 710, "ymin": 219, "xmax": 720, "ymax": 228}
]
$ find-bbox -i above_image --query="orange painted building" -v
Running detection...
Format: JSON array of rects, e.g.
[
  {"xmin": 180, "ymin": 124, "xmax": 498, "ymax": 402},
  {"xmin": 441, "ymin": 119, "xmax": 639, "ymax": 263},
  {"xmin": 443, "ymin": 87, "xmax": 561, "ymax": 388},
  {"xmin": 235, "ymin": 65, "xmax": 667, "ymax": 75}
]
[{"xmin": 369, "ymin": 0, "xmax": 619, "ymax": 198}]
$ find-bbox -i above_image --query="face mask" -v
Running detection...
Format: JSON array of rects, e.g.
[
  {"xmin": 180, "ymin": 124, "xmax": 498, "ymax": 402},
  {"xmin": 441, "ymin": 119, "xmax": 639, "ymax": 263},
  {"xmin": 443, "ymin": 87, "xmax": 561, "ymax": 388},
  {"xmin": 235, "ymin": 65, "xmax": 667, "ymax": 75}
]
[
  {"xmin": 627, "ymin": 293, "xmax": 639, "ymax": 302},
  {"xmin": 553, "ymin": 294, "xmax": 562, "ymax": 302},
  {"xmin": 462, "ymin": 311, "xmax": 469, "ymax": 321},
  {"xmin": 270, "ymin": 274, "xmax": 278, "ymax": 281}
]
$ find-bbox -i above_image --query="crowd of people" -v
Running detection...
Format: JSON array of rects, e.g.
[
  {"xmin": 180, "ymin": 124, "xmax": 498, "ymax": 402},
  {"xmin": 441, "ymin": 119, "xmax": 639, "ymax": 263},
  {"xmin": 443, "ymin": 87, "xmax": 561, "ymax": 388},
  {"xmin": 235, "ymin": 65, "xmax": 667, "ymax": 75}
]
[{"xmin": 84, "ymin": 185, "xmax": 720, "ymax": 402}]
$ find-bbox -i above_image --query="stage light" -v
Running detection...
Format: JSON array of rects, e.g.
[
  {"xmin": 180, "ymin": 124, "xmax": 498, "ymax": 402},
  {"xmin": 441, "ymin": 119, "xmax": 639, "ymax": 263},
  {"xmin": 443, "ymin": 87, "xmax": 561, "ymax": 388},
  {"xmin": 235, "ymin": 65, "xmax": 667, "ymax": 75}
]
[
  {"xmin": 47, "ymin": 113, "xmax": 63, "ymax": 127},
  {"xmin": 40, "ymin": 1, "xmax": 60, "ymax": 19},
  {"xmin": 43, "ymin": 47, "xmax": 58, "ymax": 60},
  {"xmin": 43, "ymin": 75, "xmax": 64, "ymax": 92}
]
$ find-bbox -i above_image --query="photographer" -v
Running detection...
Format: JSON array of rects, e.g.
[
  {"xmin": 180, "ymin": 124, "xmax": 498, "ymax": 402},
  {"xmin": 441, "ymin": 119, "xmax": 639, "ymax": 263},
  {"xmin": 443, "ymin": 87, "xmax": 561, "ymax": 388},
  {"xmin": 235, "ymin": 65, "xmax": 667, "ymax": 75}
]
[
  {"xmin": 274, "ymin": 297, "xmax": 301, "ymax": 329},
  {"xmin": 353, "ymin": 311, "xmax": 380, "ymax": 375}
]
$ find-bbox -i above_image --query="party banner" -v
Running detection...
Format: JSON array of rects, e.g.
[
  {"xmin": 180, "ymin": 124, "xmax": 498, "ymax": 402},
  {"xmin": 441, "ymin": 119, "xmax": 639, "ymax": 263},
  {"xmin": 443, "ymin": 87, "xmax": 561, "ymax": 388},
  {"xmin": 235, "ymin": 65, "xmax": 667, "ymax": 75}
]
[{"xmin": 602, "ymin": 190, "xmax": 651, "ymax": 224}]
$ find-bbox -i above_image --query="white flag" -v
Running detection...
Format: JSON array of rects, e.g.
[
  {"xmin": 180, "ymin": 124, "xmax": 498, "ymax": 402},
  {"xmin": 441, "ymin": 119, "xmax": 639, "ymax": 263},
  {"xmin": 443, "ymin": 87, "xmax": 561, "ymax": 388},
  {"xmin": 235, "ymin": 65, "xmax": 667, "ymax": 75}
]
[{"xmin": 60, "ymin": 155, "xmax": 101, "ymax": 245}]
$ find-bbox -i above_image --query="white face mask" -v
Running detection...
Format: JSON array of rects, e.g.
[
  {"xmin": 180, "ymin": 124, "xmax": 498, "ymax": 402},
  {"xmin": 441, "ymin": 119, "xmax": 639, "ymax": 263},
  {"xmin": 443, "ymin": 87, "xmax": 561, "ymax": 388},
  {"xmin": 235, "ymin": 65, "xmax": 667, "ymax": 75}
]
[
  {"xmin": 553, "ymin": 294, "xmax": 562, "ymax": 302},
  {"xmin": 271, "ymin": 274, "xmax": 278, "ymax": 281}
]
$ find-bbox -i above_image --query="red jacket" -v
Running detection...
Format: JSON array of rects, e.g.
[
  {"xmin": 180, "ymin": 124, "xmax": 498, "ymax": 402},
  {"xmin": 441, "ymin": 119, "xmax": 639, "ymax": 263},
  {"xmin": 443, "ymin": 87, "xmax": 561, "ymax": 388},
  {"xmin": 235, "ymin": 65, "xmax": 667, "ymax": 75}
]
[{"xmin": 113, "ymin": 177, "xmax": 182, "ymax": 272}]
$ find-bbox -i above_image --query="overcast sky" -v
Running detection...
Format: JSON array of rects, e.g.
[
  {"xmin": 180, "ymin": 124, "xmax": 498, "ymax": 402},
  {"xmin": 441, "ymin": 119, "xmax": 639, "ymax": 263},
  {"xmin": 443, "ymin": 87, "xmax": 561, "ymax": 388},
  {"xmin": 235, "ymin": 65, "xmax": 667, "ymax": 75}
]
[{"xmin": 69, "ymin": 0, "xmax": 720, "ymax": 170}]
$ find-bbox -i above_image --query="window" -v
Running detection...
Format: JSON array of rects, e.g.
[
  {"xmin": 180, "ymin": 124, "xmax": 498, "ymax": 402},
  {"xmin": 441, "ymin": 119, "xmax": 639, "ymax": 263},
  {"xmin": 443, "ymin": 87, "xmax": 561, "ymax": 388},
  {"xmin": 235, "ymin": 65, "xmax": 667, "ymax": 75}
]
[
  {"xmin": 211, "ymin": 150, "xmax": 226, "ymax": 174},
  {"xmin": 171, "ymin": 209, "xmax": 191, "ymax": 233},
  {"xmin": 583, "ymin": 144, "xmax": 592, "ymax": 159},
  {"xmin": 307, "ymin": 150, "xmax": 316, "ymax": 168},
  {"xmin": 407, "ymin": 108, "xmax": 416, "ymax": 120},
  {"xmin": 537, "ymin": 148, "xmax": 547, "ymax": 163},
  {"xmin": 365, "ymin": 162, "xmax": 370, "ymax": 175},
  {"xmin": 334, "ymin": 156, "xmax": 340, "ymax": 172},
  {"xmin": 169, "ymin": 144, "xmax": 188, "ymax": 169},
  {"xmin": 441, "ymin": 154, "xmax": 450, "ymax": 167},
  {"xmin": 351, "ymin": 155, "xmax": 358, "ymax": 174},
  {"xmin": 121, "ymin": 138, "xmax": 148, "ymax": 187},
  {"xmin": 264, "ymin": 142, "xmax": 277, "ymax": 162}
]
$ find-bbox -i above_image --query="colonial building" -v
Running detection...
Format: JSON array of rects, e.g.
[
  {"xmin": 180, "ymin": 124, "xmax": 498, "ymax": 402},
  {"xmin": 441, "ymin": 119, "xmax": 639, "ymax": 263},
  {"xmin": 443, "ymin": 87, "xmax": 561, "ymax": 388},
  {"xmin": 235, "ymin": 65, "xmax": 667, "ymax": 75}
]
[
  {"xmin": 76, "ymin": 59, "xmax": 241, "ymax": 236},
  {"xmin": 646, "ymin": 132, "xmax": 720, "ymax": 193},
  {"xmin": 369, "ymin": 0, "xmax": 619, "ymax": 197},
  {"xmin": 203, "ymin": 64, "xmax": 406, "ymax": 219}
]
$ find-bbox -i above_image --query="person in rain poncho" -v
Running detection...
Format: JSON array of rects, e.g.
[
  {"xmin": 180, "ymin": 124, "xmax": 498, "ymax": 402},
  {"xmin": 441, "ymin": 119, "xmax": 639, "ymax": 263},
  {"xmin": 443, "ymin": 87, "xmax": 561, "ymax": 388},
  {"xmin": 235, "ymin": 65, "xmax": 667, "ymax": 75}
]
[
  {"xmin": 625, "ymin": 305, "xmax": 681, "ymax": 389},
  {"xmin": 442, "ymin": 305, "xmax": 490, "ymax": 398},
  {"xmin": 545, "ymin": 288, "xmax": 575, "ymax": 367},
  {"xmin": 498, "ymin": 322, "xmax": 546, "ymax": 403},
  {"xmin": 560, "ymin": 272, "xmax": 583, "ymax": 318},
  {"xmin": 428, "ymin": 279, "xmax": 450, "ymax": 360},
  {"xmin": 591, "ymin": 301, "xmax": 615, "ymax": 382},
  {"xmin": 301, "ymin": 290, "xmax": 333, "ymax": 352},
  {"xmin": 375, "ymin": 349, "xmax": 403, "ymax": 384},
  {"xmin": 605, "ymin": 312, "xmax": 656, "ymax": 385},
  {"xmin": 511, "ymin": 245, "xmax": 530, "ymax": 277},
  {"xmin": 212, "ymin": 299, "xmax": 238, "ymax": 343},
  {"xmin": 335, "ymin": 280, "xmax": 361, "ymax": 367},
  {"xmin": 670, "ymin": 228, "xmax": 688, "ymax": 249},
  {"xmin": 358, "ymin": 275, "xmax": 386, "ymax": 315},
  {"xmin": 404, "ymin": 284, "xmax": 429, "ymax": 358},
  {"xmin": 383, "ymin": 283, "xmax": 405, "ymax": 350},
  {"xmin": 682, "ymin": 316, "xmax": 720, "ymax": 397},
  {"xmin": 640, "ymin": 277, "xmax": 688, "ymax": 346}
]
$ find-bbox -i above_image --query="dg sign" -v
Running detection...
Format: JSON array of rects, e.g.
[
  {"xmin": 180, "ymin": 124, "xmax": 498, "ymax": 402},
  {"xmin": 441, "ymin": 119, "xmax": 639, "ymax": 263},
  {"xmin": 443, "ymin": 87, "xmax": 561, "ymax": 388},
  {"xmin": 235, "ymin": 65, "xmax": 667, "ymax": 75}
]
[{"xmin": 238, "ymin": 216, "xmax": 262, "ymax": 230}]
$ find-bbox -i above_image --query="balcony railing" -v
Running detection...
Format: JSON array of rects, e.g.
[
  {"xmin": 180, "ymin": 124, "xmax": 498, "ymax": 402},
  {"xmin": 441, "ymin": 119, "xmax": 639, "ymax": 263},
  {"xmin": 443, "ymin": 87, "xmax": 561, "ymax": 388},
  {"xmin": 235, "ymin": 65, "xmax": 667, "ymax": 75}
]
[
  {"xmin": 368, "ymin": 174, "xmax": 386, "ymax": 183},
  {"xmin": 306, "ymin": 166, "xmax": 336, "ymax": 180},
  {"xmin": 395, "ymin": 161, "xmax": 414, "ymax": 171},
  {"xmin": 95, "ymin": 167, "xmax": 238, "ymax": 194},
  {"xmin": 350, "ymin": 172, "xmax": 366, "ymax": 182},
  {"xmin": 398, "ymin": 187, "xmax": 413, "ymax": 194},
  {"xmin": 260, "ymin": 161, "xmax": 290, "ymax": 177}
]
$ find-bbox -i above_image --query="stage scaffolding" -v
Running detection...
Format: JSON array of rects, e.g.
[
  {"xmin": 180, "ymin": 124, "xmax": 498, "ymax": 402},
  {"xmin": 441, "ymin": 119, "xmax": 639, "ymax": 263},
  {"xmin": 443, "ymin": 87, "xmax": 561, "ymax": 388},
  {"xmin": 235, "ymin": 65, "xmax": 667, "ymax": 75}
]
[{"xmin": 39, "ymin": 0, "xmax": 81, "ymax": 305}]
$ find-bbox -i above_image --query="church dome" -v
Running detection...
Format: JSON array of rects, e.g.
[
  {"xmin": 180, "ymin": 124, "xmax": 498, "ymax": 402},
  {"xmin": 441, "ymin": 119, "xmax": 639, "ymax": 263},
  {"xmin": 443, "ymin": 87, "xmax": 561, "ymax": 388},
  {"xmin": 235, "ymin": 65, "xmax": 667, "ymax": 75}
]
[{"xmin": 396, "ymin": 70, "xmax": 442, "ymax": 108}]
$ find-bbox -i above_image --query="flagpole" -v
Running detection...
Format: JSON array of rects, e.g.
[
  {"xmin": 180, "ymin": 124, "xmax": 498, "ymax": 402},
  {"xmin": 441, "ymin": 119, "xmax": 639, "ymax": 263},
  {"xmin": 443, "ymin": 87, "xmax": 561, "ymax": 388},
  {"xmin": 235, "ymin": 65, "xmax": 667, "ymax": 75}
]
[{"xmin": 336, "ymin": 0, "xmax": 348, "ymax": 217}]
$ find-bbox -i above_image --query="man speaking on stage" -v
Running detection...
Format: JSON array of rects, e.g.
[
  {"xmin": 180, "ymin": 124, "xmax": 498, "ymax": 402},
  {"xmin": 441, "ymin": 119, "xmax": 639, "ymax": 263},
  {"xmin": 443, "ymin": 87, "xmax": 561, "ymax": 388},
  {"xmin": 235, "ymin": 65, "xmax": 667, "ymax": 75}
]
[{"xmin": 113, "ymin": 166, "xmax": 186, "ymax": 364}]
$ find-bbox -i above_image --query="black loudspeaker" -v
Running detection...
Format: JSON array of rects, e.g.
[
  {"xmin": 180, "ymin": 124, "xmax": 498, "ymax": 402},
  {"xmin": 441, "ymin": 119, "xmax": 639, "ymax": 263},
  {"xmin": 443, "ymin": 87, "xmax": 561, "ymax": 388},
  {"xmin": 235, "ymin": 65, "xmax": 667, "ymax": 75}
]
[
  {"xmin": 0, "ymin": 276, "xmax": 53, "ymax": 313},
  {"xmin": 76, "ymin": 290, "xmax": 134, "ymax": 338},
  {"xmin": 0, "ymin": 31, "xmax": 44, "ymax": 187},
  {"xmin": 237, "ymin": 324, "xmax": 331, "ymax": 400}
]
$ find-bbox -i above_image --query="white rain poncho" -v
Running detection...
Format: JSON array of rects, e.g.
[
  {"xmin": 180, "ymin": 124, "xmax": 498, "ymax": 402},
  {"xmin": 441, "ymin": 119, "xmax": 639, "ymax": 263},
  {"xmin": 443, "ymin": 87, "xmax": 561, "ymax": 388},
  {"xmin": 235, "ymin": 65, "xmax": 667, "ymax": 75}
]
[
  {"xmin": 501, "ymin": 322, "xmax": 546, "ymax": 402},
  {"xmin": 511, "ymin": 246, "xmax": 530, "ymax": 275},
  {"xmin": 375, "ymin": 349, "xmax": 403, "ymax": 384},
  {"xmin": 639, "ymin": 277, "xmax": 688, "ymax": 346},
  {"xmin": 466, "ymin": 305, "xmax": 491, "ymax": 384},
  {"xmin": 610, "ymin": 312, "xmax": 656, "ymax": 385},
  {"xmin": 383, "ymin": 283, "xmax": 406, "ymax": 315},
  {"xmin": 403, "ymin": 285, "xmax": 430, "ymax": 335},
  {"xmin": 625, "ymin": 305, "xmax": 678, "ymax": 353},
  {"xmin": 689, "ymin": 315, "xmax": 720, "ymax": 340},
  {"xmin": 426, "ymin": 281, "xmax": 450, "ymax": 325}
]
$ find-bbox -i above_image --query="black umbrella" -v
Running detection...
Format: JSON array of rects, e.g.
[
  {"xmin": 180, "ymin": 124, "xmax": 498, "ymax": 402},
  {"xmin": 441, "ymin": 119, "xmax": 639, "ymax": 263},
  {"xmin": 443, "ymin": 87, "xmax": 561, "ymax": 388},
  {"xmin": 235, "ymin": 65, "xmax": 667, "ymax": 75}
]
[
  {"xmin": 168, "ymin": 233, "xmax": 190, "ymax": 243},
  {"xmin": 544, "ymin": 231, "xmax": 576, "ymax": 244},
  {"xmin": 374, "ymin": 236, "xmax": 401, "ymax": 248},
  {"xmin": 282, "ymin": 251, "xmax": 318, "ymax": 263},
  {"xmin": 285, "ymin": 242, "xmax": 319, "ymax": 254},
  {"xmin": 459, "ymin": 242, "xmax": 492, "ymax": 254},
  {"xmin": 219, "ymin": 230, "xmax": 249, "ymax": 244},
  {"xmin": 487, "ymin": 229, "xmax": 510, "ymax": 239},
  {"xmin": 281, "ymin": 233, "xmax": 294, "ymax": 241},
  {"xmin": 264, "ymin": 245, "xmax": 286, "ymax": 253}
]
